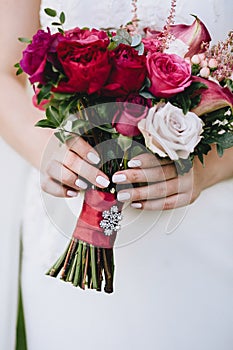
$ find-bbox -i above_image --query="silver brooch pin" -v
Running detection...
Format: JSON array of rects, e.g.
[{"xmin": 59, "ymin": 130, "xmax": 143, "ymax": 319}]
[{"xmin": 99, "ymin": 205, "xmax": 123, "ymax": 236}]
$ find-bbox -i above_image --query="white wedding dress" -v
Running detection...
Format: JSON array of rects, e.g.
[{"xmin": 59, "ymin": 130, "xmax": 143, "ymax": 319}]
[{"xmin": 21, "ymin": 1, "xmax": 233, "ymax": 349}]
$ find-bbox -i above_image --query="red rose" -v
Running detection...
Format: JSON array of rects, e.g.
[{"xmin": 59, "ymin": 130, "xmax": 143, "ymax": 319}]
[
  {"xmin": 56, "ymin": 28, "xmax": 111, "ymax": 94},
  {"xmin": 102, "ymin": 44, "xmax": 147, "ymax": 97},
  {"xmin": 112, "ymin": 94, "xmax": 149, "ymax": 137},
  {"xmin": 147, "ymin": 52, "xmax": 192, "ymax": 98}
]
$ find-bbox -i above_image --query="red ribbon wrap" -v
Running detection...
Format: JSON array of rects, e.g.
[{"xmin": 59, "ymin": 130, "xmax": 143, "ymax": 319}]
[{"xmin": 72, "ymin": 189, "xmax": 123, "ymax": 249}]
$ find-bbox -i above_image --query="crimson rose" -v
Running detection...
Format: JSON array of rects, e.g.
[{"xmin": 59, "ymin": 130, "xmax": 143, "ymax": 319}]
[
  {"xmin": 147, "ymin": 52, "xmax": 192, "ymax": 98},
  {"xmin": 20, "ymin": 29, "xmax": 53, "ymax": 84},
  {"xmin": 56, "ymin": 28, "xmax": 111, "ymax": 94},
  {"xmin": 103, "ymin": 44, "xmax": 147, "ymax": 97}
]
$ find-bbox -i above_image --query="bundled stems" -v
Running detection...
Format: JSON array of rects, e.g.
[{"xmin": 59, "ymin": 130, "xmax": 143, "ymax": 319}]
[{"xmin": 46, "ymin": 239, "xmax": 115, "ymax": 293}]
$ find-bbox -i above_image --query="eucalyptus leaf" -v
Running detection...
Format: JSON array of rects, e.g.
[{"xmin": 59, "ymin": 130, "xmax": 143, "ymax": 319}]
[
  {"xmin": 131, "ymin": 34, "xmax": 142, "ymax": 47},
  {"xmin": 60, "ymin": 12, "xmax": 66, "ymax": 24},
  {"xmin": 139, "ymin": 91, "xmax": 154, "ymax": 99},
  {"xmin": 134, "ymin": 42, "xmax": 144, "ymax": 55},
  {"xmin": 52, "ymin": 22, "xmax": 62, "ymax": 26},
  {"xmin": 18, "ymin": 37, "xmax": 32, "ymax": 44},
  {"xmin": 44, "ymin": 8, "xmax": 57, "ymax": 17}
]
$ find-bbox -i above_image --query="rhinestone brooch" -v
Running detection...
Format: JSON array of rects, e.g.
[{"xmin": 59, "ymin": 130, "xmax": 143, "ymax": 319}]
[{"xmin": 99, "ymin": 206, "xmax": 123, "ymax": 236}]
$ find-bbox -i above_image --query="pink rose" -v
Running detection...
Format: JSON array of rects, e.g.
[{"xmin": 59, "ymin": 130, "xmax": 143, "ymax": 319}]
[
  {"xmin": 112, "ymin": 95, "xmax": 150, "ymax": 137},
  {"xmin": 142, "ymin": 28, "xmax": 163, "ymax": 54},
  {"xmin": 147, "ymin": 52, "xmax": 192, "ymax": 98}
]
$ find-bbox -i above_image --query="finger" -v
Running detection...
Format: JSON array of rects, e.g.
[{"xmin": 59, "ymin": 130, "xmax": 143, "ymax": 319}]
[
  {"xmin": 63, "ymin": 150, "xmax": 110, "ymax": 189},
  {"xmin": 116, "ymin": 178, "xmax": 179, "ymax": 202},
  {"xmin": 128, "ymin": 153, "xmax": 173, "ymax": 169},
  {"xmin": 41, "ymin": 175, "xmax": 78, "ymax": 198},
  {"xmin": 112, "ymin": 163, "xmax": 177, "ymax": 184},
  {"xmin": 46, "ymin": 160, "xmax": 88, "ymax": 190},
  {"xmin": 131, "ymin": 192, "xmax": 192, "ymax": 211},
  {"xmin": 66, "ymin": 136, "xmax": 100, "ymax": 164},
  {"xmin": 116, "ymin": 173, "xmax": 193, "ymax": 203}
]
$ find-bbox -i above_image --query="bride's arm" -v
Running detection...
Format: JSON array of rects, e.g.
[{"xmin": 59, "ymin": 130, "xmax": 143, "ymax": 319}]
[
  {"xmin": 113, "ymin": 145, "xmax": 233, "ymax": 210},
  {"xmin": 0, "ymin": 0, "xmax": 110, "ymax": 195},
  {"xmin": 0, "ymin": 0, "xmax": 53, "ymax": 168}
]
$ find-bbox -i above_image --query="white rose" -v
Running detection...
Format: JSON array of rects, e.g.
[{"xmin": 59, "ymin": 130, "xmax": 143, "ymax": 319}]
[
  {"xmin": 164, "ymin": 38, "xmax": 189, "ymax": 58},
  {"xmin": 138, "ymin": 102, "xmax": 203, "ymax": 160}
]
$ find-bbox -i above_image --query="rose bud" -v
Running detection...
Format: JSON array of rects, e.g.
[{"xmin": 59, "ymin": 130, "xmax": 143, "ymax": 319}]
[
  {"xmin": 112, "ymin": 95, "xmax": 150, "ymax": 137},
  {"xmin": 208, "ymin": 58, "xmax": 218, "ymax": 69}
]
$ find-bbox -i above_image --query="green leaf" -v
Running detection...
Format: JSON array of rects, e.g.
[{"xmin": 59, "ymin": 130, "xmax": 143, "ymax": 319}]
[
  {"xmin": 174, "ymin": 157, "xmax": 193, "ymax": 175},
  {"xmin": 18, "ymin": 37, "xmax": 32, "ymax": 44},
  {"xmin": 108, "ymin": 41, "xmax": 118, "ymax": 51},
  {"xmin": 52, "ymin": 92, "xmax": 75, "ymax": 100},
  {"xmin": 216, "ymin": 143, "xmax": 224, "ymax": 157},
  {"xmin": 216, "ymin": 132, "xmax": 233, "ymax": 149},
  {"xmin": 44, "ymin": 8, "xmax": 57, "ymax": 17},
  {"xmin": 35, "ymin": 119, "xmax": 57, "ymax": 129},
  {"xmin": 60, "ymin": 11, "xmax": 66, "ymax": 24},
  {"xmin": 46, "ymin": 106, "xmax": 62, "ymax": 126},
  {"xmin": 51, "ymin": 22, "xmax": 62, "ymax": 26},
  {"xmin": 37, "ymin": 84, "xmax": 52, "ymax": 104},
  {"xmin": 16, "ymin": 67, "xmax": 23, "ymax": 76},
  {"xmin": 117, "ymin": 134, "xmax": 133, "ymax": 152},
  {"xmin": 72, "ymin": 119, "xmax": 90, "ymax": 132},
  {"xmin": 58, "ymin": 28, "xmax": 65, "ymax": 34},
  {"xmin": 96, "ymin": 124, "xmax": 117, "ymax": 134}
]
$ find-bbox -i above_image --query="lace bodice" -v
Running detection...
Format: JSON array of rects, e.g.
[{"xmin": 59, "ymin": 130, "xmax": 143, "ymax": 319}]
[{"xmin": 40, "ymin": 0, "xmax": 231, "ymax": 42}]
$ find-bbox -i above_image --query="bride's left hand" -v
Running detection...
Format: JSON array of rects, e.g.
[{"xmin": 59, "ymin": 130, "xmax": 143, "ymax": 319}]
[{"xmin": 112, "ymin": 152, "xmax": 203, "ymax": 210}]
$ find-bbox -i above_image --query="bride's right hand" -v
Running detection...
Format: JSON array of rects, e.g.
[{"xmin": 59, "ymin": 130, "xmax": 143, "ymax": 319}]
[{"xmin": 41, "ymin": 136, "xmax": 110, "ymax": 197}]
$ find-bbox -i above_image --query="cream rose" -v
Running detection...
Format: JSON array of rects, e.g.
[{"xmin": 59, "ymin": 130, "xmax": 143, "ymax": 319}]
[{"xmin": 138, "ymin": 102, "xmax": 203, "ymax": 160}]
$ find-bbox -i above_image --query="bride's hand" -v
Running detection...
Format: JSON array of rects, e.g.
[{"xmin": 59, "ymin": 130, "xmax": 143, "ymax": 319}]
[
  {"xmin": 41, "ymin": 136, "xmax": 110, "ymax": 197},
  {"xmin": 112, "ymin": 152, "xmax": 204, "ymax": 210}
]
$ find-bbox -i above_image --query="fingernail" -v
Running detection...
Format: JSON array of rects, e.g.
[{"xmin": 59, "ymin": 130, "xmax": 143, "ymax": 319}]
[
  {"xmin": 131, "ymin": 203, "xmax": 142, "ymax": 209},
  {"xmin": 117, "ymin": 192, "xmax": 131, "ymax": 202},
  {"xmin": 87, "ymin": 152, "xmax": 100, "ymax": 164},
  {"xmin": 75, "ymin": 178, "xmax": 88, "ymax": 189},
  {"xmin": 67, "ymin": 190, "xmax": 78, "ymax": 197},
  {"xmin": 112, "ymin": 173, "xmax": 127, "ymax": 183},
  {"xmin": 96, "ymin": 176, "xmax": 110, "ymax": 188},
  {"xmin": 128, "ymin": 159, "xmax": 142, "ymax": 168}
]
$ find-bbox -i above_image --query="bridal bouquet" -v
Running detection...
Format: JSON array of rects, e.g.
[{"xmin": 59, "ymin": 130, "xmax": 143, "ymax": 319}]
[{"xmin": 16, "ymin": 3, "xmax": 233, "ymax": 293}]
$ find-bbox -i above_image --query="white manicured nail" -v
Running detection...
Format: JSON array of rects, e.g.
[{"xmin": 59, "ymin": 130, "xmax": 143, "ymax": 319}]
[
  {"xmin": 128, "ymin": 159, "xmax": 142, "ymax": 168},
  {"xmin": 67, "ymin": 190, "xmax": 78, "ymax": 197},
  {"xmin": 112, "ymin": 174, "xmax": 127, "ymax": 183},
  {"xmin": 87, "ymin": 152, "xmax": 100, "ymax": 164},
  {"xmin": 117, "ymin": 192, "xmax": 131, "ymax": 201},
  {"xmin": 75, "ymin": 178, "xmax": 88, "ymax": 189},
  {"xmin": 131, "ymin": 203, "xmax": 142, "ymax": 209},
  {"xmin": 96, "ymin": 176, "xmax": 110, "ymax": 188}
]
